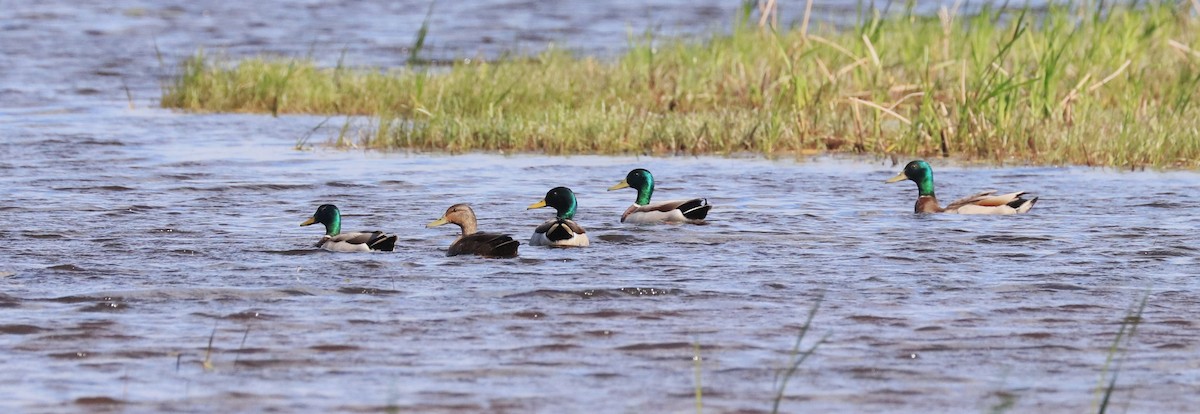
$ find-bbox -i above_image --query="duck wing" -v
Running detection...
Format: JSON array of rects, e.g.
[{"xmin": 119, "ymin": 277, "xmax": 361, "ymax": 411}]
[
  {"xmin": 449, "ymin": 232, "xmax": 520, "ymax": 258},
  {"xmin": 622, "ymin": 198, "xmax": 711, "ymax": 222},
  {"xmin": 945, "ymin": 191, "xmax": 1038, "ymax": 215},
  {"xmin": 327, "ymin": 231, "xmax": 398, "ymax": 251},
  {"xmin": 536, "ymin": 219, "xmax": 587, "ymax": 241}
]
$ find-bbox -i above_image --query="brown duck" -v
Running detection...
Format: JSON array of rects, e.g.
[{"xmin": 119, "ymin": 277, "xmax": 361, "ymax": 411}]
[{"xmin": 427, "ymin": 203, "xmax": 519, "ymax": 258}]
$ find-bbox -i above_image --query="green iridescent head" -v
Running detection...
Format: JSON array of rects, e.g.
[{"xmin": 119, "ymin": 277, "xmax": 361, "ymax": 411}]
[
  {"xmin": 886, "ymin": 160, "xmax": 935, "ymax": 196},
  {"xmin": 301, "ymin": 204, "xmax": 342, "ymax": 235},
  {"xmin": 527, "ymin": 187, "xmax": 579, "ymax": 219},
  {"xmin": 608, "ymin": 168, "xmax": 655, "ymax": 205}
]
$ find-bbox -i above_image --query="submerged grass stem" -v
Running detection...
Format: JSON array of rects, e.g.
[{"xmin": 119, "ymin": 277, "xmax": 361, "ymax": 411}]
[
  {"xmin": 771, "ymin": 296, "xmax": 826, "ymax": 414},
  {"xmin": 1094, "ymin": 291, "xmax": 1149, "ymax": 413}
]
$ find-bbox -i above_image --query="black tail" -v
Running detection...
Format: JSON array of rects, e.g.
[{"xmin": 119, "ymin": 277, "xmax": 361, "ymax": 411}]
[
  {"xmin": 487, "ymin": 238, "xmax": 520, "ymax": 258},
  {"xmin": 370, "ymin": 234, "xmax": 398, "ymax": 251},
  {"xmin": 679, "ymin": 198, "xmax": 712, "ymax": 220},
  {"xmin": 1006, "ymin": 195, "xmax": 1038, "ymax": 211},
  {"xmin": 546, "ymin": 220, "xmax": 575, "ymax": 241}
]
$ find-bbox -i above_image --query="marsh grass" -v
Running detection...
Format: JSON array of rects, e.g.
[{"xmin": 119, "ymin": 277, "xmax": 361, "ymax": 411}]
[
  {"xmin": 202, "ymin": 321, "xmax": 217, "ymax": 371},
  {"xmin": 692, "ymin": 341, "xmax": 703, "ymax": 414},
  {"xmin": 233, "ymin": 324, "xmax": 252, "ymax": 370},
  {"xmin": 294, "ymin": 116, "xmax": 333, "ymax": 150},
  {"xmin": 988, "ymin": 390, "xmax": 1018, "ymax": 414},
  {"xmin": 163, "ymin": 3, "xmax": 1200, "ymax": 167},
  {"xmin": 686, "ymin": 298, "xmax": 823, "ymax": 413},
  {"xmin": 1093, "ymin": 291, "xmax": 1149, "ymax": 413},
  {"xmin": 770, "ymin": 297, "xmax": 826, "ymax": 414}
]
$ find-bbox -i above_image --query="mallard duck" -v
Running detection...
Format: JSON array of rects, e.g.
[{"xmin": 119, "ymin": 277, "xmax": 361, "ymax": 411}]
[
  {"xmin": 885, "ymin": 160, "xmax": 1038, "ymax": 214},
  {"xmin": 427, "ymin": 203, "xmax": 519, "ymax": 258},
  {"xmin": 608, "ymin": 168, "xmax": 711, "ymax": 224},
  {"xmin": 526, "ymin": 187, "xmax": 590, "ymax": 247},
  {"xmin": 300, "ymin": 204, "xmax": 398, "ymax": 252}
]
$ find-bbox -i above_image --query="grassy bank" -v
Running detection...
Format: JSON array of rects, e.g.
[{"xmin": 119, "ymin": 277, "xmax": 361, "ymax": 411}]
[{"xmin": 162, "ymin": 3, "xmax": 1200, "ymax": 168}]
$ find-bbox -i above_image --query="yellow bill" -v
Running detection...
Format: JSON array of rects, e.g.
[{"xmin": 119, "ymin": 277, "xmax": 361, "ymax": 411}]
[
  {"xmin": 300, "ymin": 217, "xmax": 317, "ymax": 226},
  {"xmin": 607, "ymin": 179, "xmax": 630, "ymax": 191},
  {"xmin": 426, "ymin": 217, "xmax": 449, "ymax": 228},
  {"xmin": 527, "ymin": 199, "xmax": 547, "ymax": 209},
  {"xmin": 885, "ymin": 172, "xmax": 907, "ymax": 183}
]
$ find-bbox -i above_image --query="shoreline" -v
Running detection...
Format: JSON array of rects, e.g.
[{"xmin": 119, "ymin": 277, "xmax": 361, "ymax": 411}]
[{"xmin": 161, "ymin": 4, "xmax": 1200, "ymax": 169}]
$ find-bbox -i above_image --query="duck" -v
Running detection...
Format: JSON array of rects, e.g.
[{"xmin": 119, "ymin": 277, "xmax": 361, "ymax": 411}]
[
  {"xmin": 885, "ymin": 160, "xmax": 1038, "ymax": 214},
  {"xmin": 427, "ymin": 203, "xmax": 520, "ymax": 258},
  {"xmin": 526, "ymin": 187, "xmax": 590, "ymax": 247},
  {"xmin": 300, "ymin": 204, "xmax": 398, "ymax": 252},
  {"xmin": 608, "ymin": 168, "xmax": 711, "ymax": 224}
]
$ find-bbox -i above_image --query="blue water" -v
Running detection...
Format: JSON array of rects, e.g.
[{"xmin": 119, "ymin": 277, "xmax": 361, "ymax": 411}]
[{"xmin": 1, "ymin": 1, "xmax": 1196, "ymax": 412}]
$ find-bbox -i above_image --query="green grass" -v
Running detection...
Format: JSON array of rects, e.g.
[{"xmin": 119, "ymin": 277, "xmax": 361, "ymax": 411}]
[
  {"xmin": 687, "ymin": 298, "xmax": 824, "ymax": 414},
  {"xmin": 1093, "ymin": 291, "xmax": 1149, "ymax": 413},
  {"xmin": 771, "ymin": 296, "xmax": 826, "ymax": 414},
  {"xmin": 162, "ymin": 3, "xmax": 1200, "ymax": 168}
]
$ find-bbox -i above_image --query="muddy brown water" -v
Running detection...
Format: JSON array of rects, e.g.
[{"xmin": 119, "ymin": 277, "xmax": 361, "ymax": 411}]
[{"xmin": 2, "ymin": 1, "xmax": 1198, "ymax": 413}]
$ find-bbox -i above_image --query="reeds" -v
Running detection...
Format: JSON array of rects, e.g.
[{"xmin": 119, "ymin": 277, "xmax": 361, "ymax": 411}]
[
  {"xmin": 162, "ymin": 3, "xmax": 1200, "ymax": 168},
  {"xmin": 771, "ymin": 297, "xmax": 826, "ymax": 414},
  {"xmin": 1093, "ymin": 291, "xmax": 1149, "ymax": 413}
]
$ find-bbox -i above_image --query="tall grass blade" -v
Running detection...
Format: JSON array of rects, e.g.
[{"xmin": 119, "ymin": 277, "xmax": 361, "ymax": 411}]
[
  {"xmin": 771, "ymin": 296, "xmax": 827, "ymax": 414},
  {"xmin": 270, "ymin": 61, "xmax": 297, "ymax": 118},
  {"xmin": 1095, "ymin": 291, "xmax": 1149, "ymax": 414},
  {"xmin": 202, "ymin": 321, "xmax": 218, "ymax": 372},
  {"xmin": 296, "ymin": 116, "xmax": 333, "ymax": 150},
  {"xmin": 409, "ymin": 1, "xmax": 437, "ymax": 66}
]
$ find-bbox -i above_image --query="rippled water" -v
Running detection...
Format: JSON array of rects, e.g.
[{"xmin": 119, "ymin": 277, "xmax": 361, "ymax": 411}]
[{"xmin": 3, "ymin": 1, "xmax": 1198, "ymax": 413}]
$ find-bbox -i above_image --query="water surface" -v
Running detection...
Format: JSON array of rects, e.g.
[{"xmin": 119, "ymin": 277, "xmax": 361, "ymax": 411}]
[
  {"xmin": 2, "ymin": 1, "xmax": 1198, "ymax": 413},
  {"xmin": 4, "ymin": 105, "xmax": 1199, "ymax": 412}
]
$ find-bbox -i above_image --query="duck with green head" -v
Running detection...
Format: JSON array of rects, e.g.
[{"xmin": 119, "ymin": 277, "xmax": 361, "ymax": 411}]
[
  {"xmin": 608, "ymin": 168, "xmax": 711, "ymax": 224},
  {"xmin": 427, "ymin": 203, "xmax": 520, "ymax": 258},
  {"xmin": 885, "ymin": 160, "xmax": 1038, "ymax": 214},
  {"xmin": 526, "ymin": 187, "xmax": 590, "ymax": 247},
  {"xmin": 301, "ymin": 204, "xmax": 399, "ymax": 252}
]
